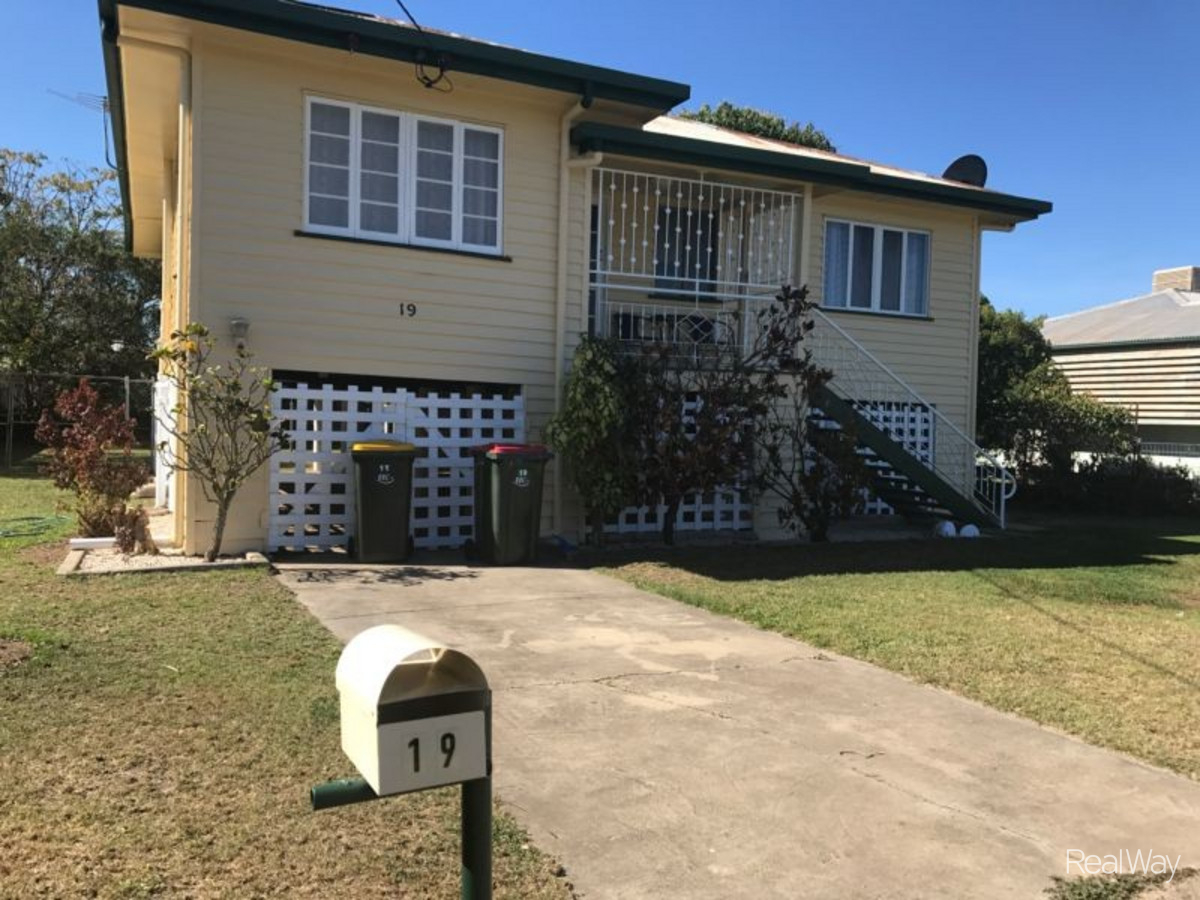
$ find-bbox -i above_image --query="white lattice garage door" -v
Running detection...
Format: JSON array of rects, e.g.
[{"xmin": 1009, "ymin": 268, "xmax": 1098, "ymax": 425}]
[{"xmin": 269, "ymin": 380, "xmax": 524, "ymax": 552}]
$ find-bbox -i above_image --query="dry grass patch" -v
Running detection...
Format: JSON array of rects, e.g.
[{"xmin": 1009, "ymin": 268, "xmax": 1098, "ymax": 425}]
[{"xmin": 0, "ymin": 475, "xmax": 571, "ymax": 899}]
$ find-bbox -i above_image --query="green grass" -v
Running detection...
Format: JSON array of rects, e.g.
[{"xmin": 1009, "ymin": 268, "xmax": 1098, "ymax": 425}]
[
  {"xmin": 599, "ymin": 515, "xmax": 1200, "ymax": 779},
  {"xmin": 0, "ymin": 475, "xmax": 570, "ymax": 898}
]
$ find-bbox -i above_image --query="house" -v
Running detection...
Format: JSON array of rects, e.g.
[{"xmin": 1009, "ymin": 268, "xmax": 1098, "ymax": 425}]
[
  {"xmin": 99, "ymin": 0, "xmax": 1050, "ymax": 554},
  {"xmin": 1043, "ymin": 267, "xmax": 1200, "ymax": 472}
]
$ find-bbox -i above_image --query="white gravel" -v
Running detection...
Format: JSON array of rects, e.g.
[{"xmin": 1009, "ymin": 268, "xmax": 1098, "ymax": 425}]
[{"xmin": 70, "ymin": 548, "xmax": 268, "ymax": 575}]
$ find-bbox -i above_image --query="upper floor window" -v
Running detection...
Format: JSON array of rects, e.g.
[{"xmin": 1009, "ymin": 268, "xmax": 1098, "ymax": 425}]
[
  {"xmin": 305, "ymin": 97, "xmax": 503, "ymax": 254},
  {"xmin": 823, "ymin": 219, "xmax": 929, "ymax": 316}
]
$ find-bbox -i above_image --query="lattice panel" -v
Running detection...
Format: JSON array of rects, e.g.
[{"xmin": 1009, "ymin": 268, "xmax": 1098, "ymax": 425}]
[
  {"xmin": 269, "ymin": 382, "xmax": 523, "ymax": 552},
  {"xmin": 812, "ymin": 400, "xmax": 935, "ymax": 516},
  {"xmin": 607, "ymin": 488, "xmax": 753, "ymax": 535},
  {"xmin": 607, "ymin": 393, "xmax": 752, "ymax": 536}
]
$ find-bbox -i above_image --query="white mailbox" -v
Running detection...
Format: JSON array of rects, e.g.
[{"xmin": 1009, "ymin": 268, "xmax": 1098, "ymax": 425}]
[{"xmin": 336, "ymin": 625, "xmax": 490, "ymax": 797}]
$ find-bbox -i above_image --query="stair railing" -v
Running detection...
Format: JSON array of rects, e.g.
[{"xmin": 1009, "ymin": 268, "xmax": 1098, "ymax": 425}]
[{"xmin": 806, "ymin": 307, "xmax": 1016, "ymax": 528}]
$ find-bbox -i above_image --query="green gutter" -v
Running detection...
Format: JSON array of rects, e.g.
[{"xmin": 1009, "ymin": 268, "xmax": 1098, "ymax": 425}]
[
  {"xmin": 104, "ymin": 0, "xmax": 689, "ymax": 109},
  {"xmin": 98, "ymin": 0, "xmax": 133, "ymax": 251},
  {"xmin": 1051, "ymin": 336, "xmax": 1200, "ymax": 353},
  {"xmin": 572, "ymin": 122, "xmax": 1053, "ymax": 221}
]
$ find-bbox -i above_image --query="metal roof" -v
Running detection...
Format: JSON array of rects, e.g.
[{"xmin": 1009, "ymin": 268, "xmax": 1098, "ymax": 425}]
[
  {"xmin": 1042, "ymin": 289, "xmax": 1200, "ymax": 349},
  {"xmin": 574, "ymin": 118, "xmax": 1053, "ymax": 222}
]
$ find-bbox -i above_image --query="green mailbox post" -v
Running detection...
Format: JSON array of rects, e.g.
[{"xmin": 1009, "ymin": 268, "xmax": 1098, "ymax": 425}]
[
  {"xmin": 469, "ymin": 443, "xmax": 553, "ymax": 565},
  {"xmin": 311, "ymin": 625, "xmax": 493, "ymax": 900}
]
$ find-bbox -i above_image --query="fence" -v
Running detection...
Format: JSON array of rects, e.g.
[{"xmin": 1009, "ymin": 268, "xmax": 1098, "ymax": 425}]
[
  {"xmin": 2, "ymin": 372, "xmax": 156, "ymax": 470},
  {"xmin": 268, "ymin": 381, "xmax": 524, "ymax": 552}
]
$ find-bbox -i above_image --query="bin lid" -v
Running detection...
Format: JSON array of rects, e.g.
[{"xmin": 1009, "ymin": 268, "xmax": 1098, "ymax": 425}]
[
  {"xmin": 471, "ymin": 442, "xmax": 552, "ymax": 459},
  {"xmin": 351, "ymin": 440, "xmax": 417, "ymax": 453}
]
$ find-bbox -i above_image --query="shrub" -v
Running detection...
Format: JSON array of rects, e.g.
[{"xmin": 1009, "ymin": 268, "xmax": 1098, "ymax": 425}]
[
  {"xmin": 1021, "ymin": 456, "xmax": 1199, "ymax": 516},
  {"xmin": 545, "ymin": 337, "xmax": 639, "ymax": 546},
  {"xmin": 35, "ymin": 379, "xmax": 150, "ymax": 536}
]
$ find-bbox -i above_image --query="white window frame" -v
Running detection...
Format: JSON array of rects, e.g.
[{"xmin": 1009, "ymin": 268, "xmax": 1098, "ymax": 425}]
[
  {"xmin": 822, "ymin": 217, "xmax": 931, "ymax": 317},
  {"xmin": 303, "ymin": 96, "xmax": 504, "ymax": 255}
]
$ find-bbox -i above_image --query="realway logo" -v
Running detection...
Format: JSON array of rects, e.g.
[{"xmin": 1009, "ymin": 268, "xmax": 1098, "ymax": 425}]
[{"xmin": 1067, "ymin": 849, "xmax": 1183, "ymax": 881}]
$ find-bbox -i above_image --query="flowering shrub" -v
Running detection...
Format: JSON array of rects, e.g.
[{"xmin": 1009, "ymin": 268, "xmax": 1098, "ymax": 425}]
[{"xmin": 35, "ymin": 380, "xmax": 149, "ymax": 536}]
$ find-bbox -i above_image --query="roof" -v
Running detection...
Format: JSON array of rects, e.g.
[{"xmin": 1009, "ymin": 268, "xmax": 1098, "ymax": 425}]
[
  {"xmin": 573, "ymin": 117, "xmax": 1053, "ymax": 222},
  {"xmin": 99, "ymin": 0, "xmax": 689, "ymax": 109},
  {"xmin": 1043, "ymin": 290, "xmax": 1200, "ymax": 349}
]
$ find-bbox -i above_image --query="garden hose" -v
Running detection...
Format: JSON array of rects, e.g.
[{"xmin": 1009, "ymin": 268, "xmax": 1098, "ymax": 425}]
[{"xmin": 0, "ymin": 516, "xmax": 68, "ymax": 538}]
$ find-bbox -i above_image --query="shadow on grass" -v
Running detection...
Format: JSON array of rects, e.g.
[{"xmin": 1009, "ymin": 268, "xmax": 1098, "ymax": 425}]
[{"xmin": 579, "ymin": 516, "xmax": 1200, "ymax": 580}]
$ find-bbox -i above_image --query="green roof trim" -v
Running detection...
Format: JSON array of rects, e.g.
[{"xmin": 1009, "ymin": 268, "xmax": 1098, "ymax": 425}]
[
  {"xmin": 1051, "ymin": 336, "xmax": 1200, "ymax": 352},
  {"xmin": 99, "ymin": 1, "xmax": 133, "ymax": 251},
  {"xmin": 101, "ymin": 0, "xmax": 689, "ymax": 109},
  {"xmin": 572, "ymin": 122, "xmax": 1053, "ymax": 221}
]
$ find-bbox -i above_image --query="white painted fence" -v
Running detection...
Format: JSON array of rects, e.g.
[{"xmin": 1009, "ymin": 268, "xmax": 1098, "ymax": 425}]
[{"xmin": 269, "ymin": 382, "xmax": 523, "ymax": 552}]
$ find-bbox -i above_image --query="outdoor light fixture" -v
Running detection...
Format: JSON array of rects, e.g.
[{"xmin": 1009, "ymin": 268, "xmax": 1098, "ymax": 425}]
[
  {"xmin": 228, "ymin": 316, "xmax": 251, "ymax": 350},
  {"xmin": 110, "ymin": 340, "xmax": 125, "ymax": 353}
]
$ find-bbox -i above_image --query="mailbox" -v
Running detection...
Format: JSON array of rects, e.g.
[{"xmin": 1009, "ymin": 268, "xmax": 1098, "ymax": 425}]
[{"xmin": 335, "ymin": 625, "xmax": 490, "ymax": 797}]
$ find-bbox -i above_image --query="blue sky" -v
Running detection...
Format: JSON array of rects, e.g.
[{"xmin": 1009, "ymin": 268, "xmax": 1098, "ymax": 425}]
[{"xmin": 4, "ymin": 0, "xmax": 1197, "ymax": 318}]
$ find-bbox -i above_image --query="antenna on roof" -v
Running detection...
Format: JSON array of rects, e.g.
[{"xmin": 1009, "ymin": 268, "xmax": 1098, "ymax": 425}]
[
  {"xmin": 48, "ymin": 90, "xmax": 116, "ymax": 170},
  {"xmin": 942, "ymin": 154, "xmax": 987, "ymax": 187},
  {"xmin": 392, "ymin": 0, "xmax": 452, "ymax": 92}
]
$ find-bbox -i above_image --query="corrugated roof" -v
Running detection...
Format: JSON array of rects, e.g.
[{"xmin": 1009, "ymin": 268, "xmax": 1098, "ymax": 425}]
[
  {"xmin": 1042, "ymin": 289, "xmax": 1200, "ymax": 348},
  {"xmin": 647, "ymin": 116, "xmax": 989, "ymax": 194}
]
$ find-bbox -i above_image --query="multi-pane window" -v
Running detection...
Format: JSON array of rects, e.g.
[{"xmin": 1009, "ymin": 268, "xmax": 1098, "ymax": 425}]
[
  {"xmin": 305, "ymin": 97, "xmax": 503, "ymax": 253},
  {"xmin": 823, "ymin": 219, "xmax": 929, "ymax": 316}
]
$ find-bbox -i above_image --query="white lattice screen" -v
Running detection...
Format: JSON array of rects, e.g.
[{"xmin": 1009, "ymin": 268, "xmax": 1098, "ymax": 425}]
[
  {"xmin": 606, "ymin": 392, "xmax": 753, "ymax": 536},
  {"xmin": 812, "ymin": 400, "xmax": 935, "ymax": 515},
  {"xmin": 269, "ymin": 382, "xmax": 523, "ymax": 552}
]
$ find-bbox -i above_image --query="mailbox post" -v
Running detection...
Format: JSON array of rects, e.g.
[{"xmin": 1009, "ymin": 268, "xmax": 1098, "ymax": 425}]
[{"xmin": 311, "ymin": 625, "xmax": 493, "ymax": 900}]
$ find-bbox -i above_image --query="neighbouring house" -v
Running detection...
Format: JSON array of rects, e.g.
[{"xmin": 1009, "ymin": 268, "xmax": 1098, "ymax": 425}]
[
  {"xmin": 99, "ymin": 0, "xmax": 1050, "ymax": 555},
  {"xmin": 1043, "ymin": 267, "xmax": 1200, "ymax": 473}
]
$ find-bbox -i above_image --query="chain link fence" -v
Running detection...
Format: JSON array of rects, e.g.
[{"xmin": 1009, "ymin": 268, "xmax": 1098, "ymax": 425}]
[{"xmin": 1, "ymin": 373, "xmax": 156, "ymax": 470}]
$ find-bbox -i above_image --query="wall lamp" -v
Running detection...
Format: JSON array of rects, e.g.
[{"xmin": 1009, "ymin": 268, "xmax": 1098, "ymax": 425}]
[{"xmin": 228, "ymin": 316, "xmax": 251, "ymax": 350}]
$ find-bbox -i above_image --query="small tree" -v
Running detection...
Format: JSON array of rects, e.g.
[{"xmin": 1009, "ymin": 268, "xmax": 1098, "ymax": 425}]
[
  {"xmin": 750, "ymin": 290, "xmax": 872, "ymax": 541},
  {"xmin": 152, "ymin": 323, "xmax": 290, "ymax": 561},
  {"xmin": 755, "ymin": 371, "xmax": 871, "ymax": 542},
  {"xmin": 1007, "ymin": 361, "xmax": 1135, "ymax": 477},
  {"xmin": 545, "ymin": 337, "xmax": 639, "ymax": 546},
  {"xmin": 35, "ymin": 379, "xmax": 150, "ymax": 536}
]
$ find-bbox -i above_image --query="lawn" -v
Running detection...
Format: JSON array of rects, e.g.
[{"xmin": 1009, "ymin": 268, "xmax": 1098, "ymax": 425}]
[
  {"xmin": 600, "ymin": 514, "xmax": 1200, "ymax": 780},
  {"xmin": 0, "ymin": 472, "xmax": 570, "ymax": 899}
]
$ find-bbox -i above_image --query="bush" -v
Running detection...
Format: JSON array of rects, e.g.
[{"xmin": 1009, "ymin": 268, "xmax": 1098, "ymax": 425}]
[
  {"xmin": 35, "ymin": 379, "xmax": 150, "ymax": 536},
  {"xmin": 1020, "ymin": 456, "xmax": 1199, "ymax": 516}
]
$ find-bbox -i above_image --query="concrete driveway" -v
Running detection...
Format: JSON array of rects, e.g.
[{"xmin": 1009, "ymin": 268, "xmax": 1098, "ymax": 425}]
[{"xmin": 278, "ymin": 563, "xmax": 1200, "ymax": 899}]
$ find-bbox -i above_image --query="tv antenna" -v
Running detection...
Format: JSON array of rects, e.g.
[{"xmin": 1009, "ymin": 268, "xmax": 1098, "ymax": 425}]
[{"xmin": 48, "ymin": 90, "xmax": 116, "ymax": 170}]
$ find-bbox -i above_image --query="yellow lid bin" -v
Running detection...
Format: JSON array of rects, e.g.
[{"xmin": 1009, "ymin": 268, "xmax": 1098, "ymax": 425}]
[
  {"xmin": 351, "ymin": 440, "xmax": 417, "ymax": 453},
  {"xmin": 349, "ymin": 441, "xmax": 419, "ymax": 562}
]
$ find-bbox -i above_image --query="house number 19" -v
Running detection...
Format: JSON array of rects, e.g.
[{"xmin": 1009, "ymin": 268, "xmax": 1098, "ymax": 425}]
[
  {"xmin": 407, "ymin": 733, "xmax": 456, "ymax": 772},
  {"xmin": 398, "ymin": 303, "xmax": 418, "ymax": 317}
]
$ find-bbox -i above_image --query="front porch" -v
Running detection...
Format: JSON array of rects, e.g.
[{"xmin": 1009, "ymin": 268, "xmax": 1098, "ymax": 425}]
[
  {"xmin": 583, "ymin": 165, "xmax": 1013, "ymax": 529},
  {"xmin": 588, "ymin": 166, "xmax": 801, "ymax": 358}
]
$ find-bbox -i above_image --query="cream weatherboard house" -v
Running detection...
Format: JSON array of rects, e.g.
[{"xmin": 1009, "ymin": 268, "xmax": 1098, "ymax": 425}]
[
  {"xmin": 1043, "ymin": 267, "xmax": 1200, "ymax": 473},
  {"xmin": 100, "ymin": 0, "xmax": 1050, "ymax": 555}
]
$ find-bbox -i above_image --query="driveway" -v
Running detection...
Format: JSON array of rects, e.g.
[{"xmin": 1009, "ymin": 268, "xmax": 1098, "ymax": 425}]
[{"xmin": 278, "ymin": 563, "xmax": 1200, "ymax": 899}]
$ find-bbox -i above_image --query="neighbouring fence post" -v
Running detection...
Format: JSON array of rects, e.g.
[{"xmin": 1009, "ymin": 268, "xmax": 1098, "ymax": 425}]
[{"xmin": 3, "ymin": 378, "xmax": 15, "ymax": 471}]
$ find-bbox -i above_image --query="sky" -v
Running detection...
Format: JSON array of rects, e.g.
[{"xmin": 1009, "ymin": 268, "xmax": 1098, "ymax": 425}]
[{"xmin": 3, "ymin": 0, "xmax": 1197, "ymax": 319}]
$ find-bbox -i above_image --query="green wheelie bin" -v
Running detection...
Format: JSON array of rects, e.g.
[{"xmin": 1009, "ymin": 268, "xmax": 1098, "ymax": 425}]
[
  {"xmin": 350, "ymin": 440, "xmax": 418, "ymax": 563},
  {"xmin": 469, "ymin": 443, "xmax": 553, "ymax": 565}
]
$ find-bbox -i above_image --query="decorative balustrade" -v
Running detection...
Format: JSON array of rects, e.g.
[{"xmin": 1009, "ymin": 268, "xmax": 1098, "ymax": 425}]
[{"xmin": 592, "ymin": 168, "xmax": 802, "ymax": 300}]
